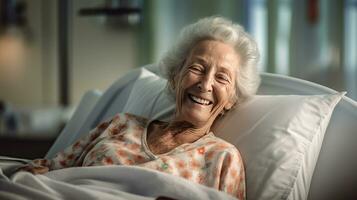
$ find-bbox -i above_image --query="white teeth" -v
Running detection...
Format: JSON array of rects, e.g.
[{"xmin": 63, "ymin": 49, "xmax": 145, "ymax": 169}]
[{"xmin": 190, "ymin": 95, "xmax": 211, "ymax": 105}]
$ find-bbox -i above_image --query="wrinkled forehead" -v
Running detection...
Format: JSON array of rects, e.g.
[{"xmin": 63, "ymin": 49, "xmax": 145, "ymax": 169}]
[{"xmin": 187, "ymin": 40, "xmax": 240, "ymax": 73}]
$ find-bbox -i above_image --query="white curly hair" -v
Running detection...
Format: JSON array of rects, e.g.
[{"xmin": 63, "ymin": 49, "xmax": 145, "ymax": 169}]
[{"xmin": 159, "ymin": 16, "xmax": 261, "ymax": 105}]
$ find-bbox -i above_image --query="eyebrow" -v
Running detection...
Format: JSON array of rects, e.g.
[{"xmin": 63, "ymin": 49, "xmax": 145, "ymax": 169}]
[{"xmin": 191, "ymin": 56, "xmax": 209, "ymax": 66}]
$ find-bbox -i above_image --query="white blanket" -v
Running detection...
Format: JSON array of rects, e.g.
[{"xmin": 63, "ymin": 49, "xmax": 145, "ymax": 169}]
[{"xmin": 0, "ymin": 164, "xmax": 236, "ymax": 200}]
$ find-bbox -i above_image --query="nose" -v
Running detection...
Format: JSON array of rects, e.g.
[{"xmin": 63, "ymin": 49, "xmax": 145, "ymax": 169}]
[{"xmin": 198, "ymin": 73, "xmax": 213, "ymax": 92}]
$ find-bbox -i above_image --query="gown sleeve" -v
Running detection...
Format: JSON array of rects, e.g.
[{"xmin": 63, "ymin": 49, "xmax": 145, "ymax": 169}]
[
  {"xmin": 20, "ymin": 115, "xmax": 118, "ymax": 172},
  {"xmin": 218, "ymin": 148, "xmax": 246, "ymax": 200}
]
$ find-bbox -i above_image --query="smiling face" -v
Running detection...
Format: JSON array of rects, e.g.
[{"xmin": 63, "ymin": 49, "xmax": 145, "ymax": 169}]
[{"xmin": 173, "ymin": 40, "xmax": 239, "ymax": 129}]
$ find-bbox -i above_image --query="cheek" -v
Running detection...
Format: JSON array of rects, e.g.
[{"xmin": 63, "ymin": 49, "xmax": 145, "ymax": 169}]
[
  {"xmin": 226, "ymin": 86, "xmax": 235, "ymax": 101},
  {"xmin": 175, "ymin": 73, "xmax": 192, "ymax": 107},
  {"xmin": 178, "ymin": 73, "xmax": 197, "ymax": 92},
  {"xmin": 216, "ymin": 85, "xmax": 234, "ymax": 105}
]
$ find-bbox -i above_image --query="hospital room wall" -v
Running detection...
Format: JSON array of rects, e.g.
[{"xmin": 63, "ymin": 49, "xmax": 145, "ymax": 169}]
[
  {"xmin": 0, "ymin": 0, "xmax": 138, "ymax": 108},
  {"xmin": 69, "ymin": 0, "xmax": 138, "ymax": 105},
  {"xmin": 0, "ymin": 0, "xmax": 59, "ymax": 108},
  {"xmin": 145, "ymin": 0, "xmax": 246, "ymax": 63},
  {"xmin": 1, "ymin": 0, "xmax": 355, "ymax": 108},
  {"xmin": 142, "ymin": 0, "xmax": 357, "ymax": 100}
]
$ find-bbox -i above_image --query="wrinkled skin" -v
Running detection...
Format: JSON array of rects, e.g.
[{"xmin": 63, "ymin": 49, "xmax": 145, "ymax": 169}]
[
  {"xmin": 173, "ymin": 39, "xmax": 238, "ymax": 132},
  {"xmin": 147, "ymin": 40, "xmax": 239, "ymax": 154}
]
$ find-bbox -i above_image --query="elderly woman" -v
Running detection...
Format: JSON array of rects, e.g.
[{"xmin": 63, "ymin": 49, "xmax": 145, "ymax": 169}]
[{"xmin": 21, "ymin": 16, "xmax": 260, "ymax": 199}]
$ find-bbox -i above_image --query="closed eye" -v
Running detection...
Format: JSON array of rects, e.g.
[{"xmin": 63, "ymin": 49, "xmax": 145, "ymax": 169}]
[
  {"xmin": 216, "ymin": 73, "xmax": 230, "ymax": 84},
  {"xmin": 189, "ymin": 65, "xmax": 204, "ymax": 74}
]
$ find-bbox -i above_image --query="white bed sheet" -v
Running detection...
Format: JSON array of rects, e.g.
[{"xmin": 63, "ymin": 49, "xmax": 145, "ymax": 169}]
[{"xmin": 0, "ymin": 165, "xmax": 236, "ymax": 200}]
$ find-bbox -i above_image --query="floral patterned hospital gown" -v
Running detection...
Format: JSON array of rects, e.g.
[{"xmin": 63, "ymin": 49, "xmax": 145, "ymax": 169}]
[{"xmin": 28, "ymin": 113, "xmax": 246, "ymax": 199}]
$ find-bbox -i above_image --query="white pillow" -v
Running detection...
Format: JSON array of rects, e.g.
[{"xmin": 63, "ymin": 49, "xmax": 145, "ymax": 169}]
[
  {"xmin": 121, "ymin": 69, "xmax": 174, "ymax": 120},
  {"xmin": 118, "ymin": 68, "xmax": 344, "ymax": 200},
  {"xmin": 212, "ymin": 93, "xmax": 344, "ymax": 200}
]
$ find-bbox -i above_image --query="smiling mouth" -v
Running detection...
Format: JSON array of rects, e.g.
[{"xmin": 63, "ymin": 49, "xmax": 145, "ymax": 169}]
[{"xmin": 188, "ymin": 94, "xmax": 213, "ymax": 105}]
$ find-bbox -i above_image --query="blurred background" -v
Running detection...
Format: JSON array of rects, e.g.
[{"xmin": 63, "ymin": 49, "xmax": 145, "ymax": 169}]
[{"xmin": 0, "ymin": 0, "xmax": 356, "ymax": 158}]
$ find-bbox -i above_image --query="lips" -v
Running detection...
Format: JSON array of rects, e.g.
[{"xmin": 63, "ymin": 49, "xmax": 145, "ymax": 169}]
[{"xmin": 188, "ymin": 94, "xmax": 213, "ymax": 105}]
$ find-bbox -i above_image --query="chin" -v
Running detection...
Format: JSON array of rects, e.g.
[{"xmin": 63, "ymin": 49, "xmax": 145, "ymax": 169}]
[
  {"xmin": 177, "ymin": 93, "xmax": 217, "ymax": 128},
  {"xmin": 181, "ymin": 109, "xmax": 214, "ymax": 128}
]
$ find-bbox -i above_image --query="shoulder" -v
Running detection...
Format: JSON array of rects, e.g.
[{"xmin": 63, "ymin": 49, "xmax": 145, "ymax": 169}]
[
  {"xmin": 112, "ymin": 113, "xmax": 149, "ymax": 127},
  {"xmin": 204, "ymin": 133, "xmax": 238, "ymax": 152},
  {"xmin": 203, "ymin": 133, "xmax": 243, "ymax": 161}
]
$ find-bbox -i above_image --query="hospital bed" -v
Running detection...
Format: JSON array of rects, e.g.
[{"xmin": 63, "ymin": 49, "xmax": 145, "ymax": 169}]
[{"xmin": 1, "ymin": 64, "xmax": 357, "ymax": 200}]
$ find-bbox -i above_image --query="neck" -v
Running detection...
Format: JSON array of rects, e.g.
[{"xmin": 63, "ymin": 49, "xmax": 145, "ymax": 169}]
[
  {"xmin": 163, "ymin": 119, "xmax": 211, "ymax": 144},
  {"xmin": 146, "ymin": 119, "xmax": 212, "ymax": 155}
]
